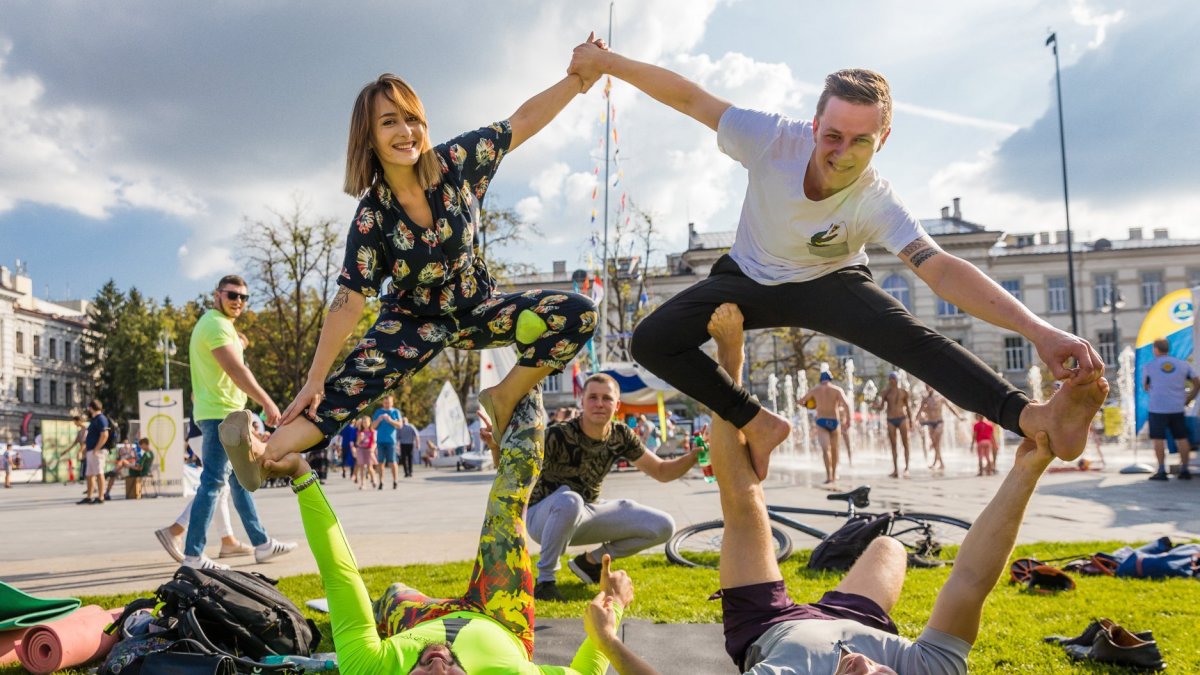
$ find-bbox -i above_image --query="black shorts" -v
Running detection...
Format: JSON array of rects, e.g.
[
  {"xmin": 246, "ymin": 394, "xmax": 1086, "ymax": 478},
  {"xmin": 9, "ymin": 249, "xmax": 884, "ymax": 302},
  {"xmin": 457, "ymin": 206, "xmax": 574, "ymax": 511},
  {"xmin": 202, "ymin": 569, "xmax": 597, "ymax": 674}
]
[
  {"xmin": 718, "ymin": 581, "xmax": 897, "ymax": 668},
  {"xmin": 1148, "ymin": 412, "xmax": 1188, "ymax": 441}
]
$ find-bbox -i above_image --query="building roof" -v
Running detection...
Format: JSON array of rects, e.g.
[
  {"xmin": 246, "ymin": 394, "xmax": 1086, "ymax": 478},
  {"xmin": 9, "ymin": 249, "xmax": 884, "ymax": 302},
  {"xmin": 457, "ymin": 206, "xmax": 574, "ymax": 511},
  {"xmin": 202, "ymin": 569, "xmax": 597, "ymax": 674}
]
[
  {"xmin": 993, "ymin": 236, "xmax": 1200, "ymax": 257},
  {"xmin": 688, "ymin": 229, "xmax": 735, "ymax": 251},
  {"xmin": 919, "ymin": 217, "xmax": 989, "ymax": 236}
]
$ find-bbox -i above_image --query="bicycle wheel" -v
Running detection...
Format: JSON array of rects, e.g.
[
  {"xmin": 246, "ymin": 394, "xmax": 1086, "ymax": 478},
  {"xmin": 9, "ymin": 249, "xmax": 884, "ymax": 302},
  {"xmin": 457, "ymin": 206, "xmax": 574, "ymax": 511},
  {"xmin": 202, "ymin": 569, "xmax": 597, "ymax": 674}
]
[
  {"xmin": 889, "ymin": 513, "xmax": 971, "ymax": 562},
  {"xmin": 665, "ymin": 520, "xmax": 794, "ymax": 569}
]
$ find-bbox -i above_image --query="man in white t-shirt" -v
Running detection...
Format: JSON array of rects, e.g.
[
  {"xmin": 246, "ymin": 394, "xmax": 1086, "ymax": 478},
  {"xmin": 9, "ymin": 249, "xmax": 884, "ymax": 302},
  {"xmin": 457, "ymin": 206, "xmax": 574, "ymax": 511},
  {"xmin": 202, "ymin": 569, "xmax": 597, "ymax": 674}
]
[
  {"xmin": 568, "ymin": 44, "xmax": 1104, "ymax": 478},
  {"xmin": 583, "ymin": 305, "xmax": 1111, "ymax": 674},
  {"xmin": 1143, "ymin": 337, "xmax": 1199, "ymax": 481}
]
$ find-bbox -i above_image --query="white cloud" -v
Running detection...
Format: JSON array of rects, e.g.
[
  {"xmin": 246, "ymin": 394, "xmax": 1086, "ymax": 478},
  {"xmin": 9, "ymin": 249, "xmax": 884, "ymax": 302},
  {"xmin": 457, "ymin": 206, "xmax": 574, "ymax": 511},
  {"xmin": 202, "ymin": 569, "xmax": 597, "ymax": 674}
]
[{"xmin": 1070, "ymin": 0, "xmax": 1125, "ymax": 48}]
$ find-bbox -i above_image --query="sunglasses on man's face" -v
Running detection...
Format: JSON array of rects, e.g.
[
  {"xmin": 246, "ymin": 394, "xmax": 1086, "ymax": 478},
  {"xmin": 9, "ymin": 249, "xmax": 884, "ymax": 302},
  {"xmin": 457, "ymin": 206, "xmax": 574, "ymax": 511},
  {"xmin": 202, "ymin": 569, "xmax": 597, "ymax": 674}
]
[{"xmin": 222, "ymin": 290, "xmax": 250, "ymax": 302}]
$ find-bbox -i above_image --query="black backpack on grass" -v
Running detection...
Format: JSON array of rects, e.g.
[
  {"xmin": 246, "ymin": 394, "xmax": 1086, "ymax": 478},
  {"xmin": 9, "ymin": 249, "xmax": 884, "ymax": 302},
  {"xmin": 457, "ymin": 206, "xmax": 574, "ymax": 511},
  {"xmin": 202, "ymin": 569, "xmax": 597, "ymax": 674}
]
[
  {"xmin": 808, "ymin": 513, "xmax": 894, "ymax": 571},
  {"xmin": 157, "ymin": 566, "xmax": 321, "ymax": 661}
]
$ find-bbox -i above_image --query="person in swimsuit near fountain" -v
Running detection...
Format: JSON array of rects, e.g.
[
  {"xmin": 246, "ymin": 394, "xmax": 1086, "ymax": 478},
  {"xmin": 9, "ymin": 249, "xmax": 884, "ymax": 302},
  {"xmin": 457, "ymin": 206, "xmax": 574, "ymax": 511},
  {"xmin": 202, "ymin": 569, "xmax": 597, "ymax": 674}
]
[
  {"xmin": 918, "ymin": 384, "xmax": 961, "ymax": 474},
  {"xmin": 875, "ymin": 373, "xmax": 912, "ymax": 478},
  {"xmin": 800, "ymin": 372, "xmax": 852, "ymax": 484}
]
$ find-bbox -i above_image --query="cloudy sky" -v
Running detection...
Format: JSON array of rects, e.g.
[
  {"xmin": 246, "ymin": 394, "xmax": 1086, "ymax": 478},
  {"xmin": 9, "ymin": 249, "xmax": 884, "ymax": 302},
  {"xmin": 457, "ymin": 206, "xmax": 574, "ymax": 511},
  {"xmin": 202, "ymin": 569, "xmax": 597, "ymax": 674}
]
[{"xmin": 1, "ymin": 0, "xmax": 1197, "ymax": 303}]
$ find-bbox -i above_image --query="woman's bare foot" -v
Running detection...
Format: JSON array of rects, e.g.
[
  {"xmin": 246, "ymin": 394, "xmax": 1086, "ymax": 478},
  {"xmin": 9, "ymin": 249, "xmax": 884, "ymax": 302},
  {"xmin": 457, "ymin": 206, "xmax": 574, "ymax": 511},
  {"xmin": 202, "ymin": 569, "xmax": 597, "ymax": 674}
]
[
  {"xmin": 1018, "ymin": 377, "xmax": 1109, "ymax": 461},
  {"xmin": 707, "ymin": 304, "xmax": 791, "ymax": 480},
  {"xmin": 477, "ymin": 387, "xmax": 513, "ymax": 447},
  {"xmin": 219, "ymin": 410, "xmax": 265, "ymax": 491}
]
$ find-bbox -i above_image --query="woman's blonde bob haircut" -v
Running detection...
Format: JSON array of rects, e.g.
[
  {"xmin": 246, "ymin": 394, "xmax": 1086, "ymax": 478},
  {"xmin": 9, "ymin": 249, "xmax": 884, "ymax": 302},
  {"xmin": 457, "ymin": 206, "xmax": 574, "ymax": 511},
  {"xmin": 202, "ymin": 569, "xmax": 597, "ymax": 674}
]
[{"xmin": 344, "ymin": 74, "xmax": 442, "ymax": 198}]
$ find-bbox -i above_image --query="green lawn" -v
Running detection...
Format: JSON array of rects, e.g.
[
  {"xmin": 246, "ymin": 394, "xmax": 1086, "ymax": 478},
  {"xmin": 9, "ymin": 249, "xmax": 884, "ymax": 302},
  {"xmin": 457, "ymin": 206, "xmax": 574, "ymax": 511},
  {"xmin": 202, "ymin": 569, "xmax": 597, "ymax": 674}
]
[{"xmin": 5, "ymin": 541, "xmax": 1196, "ymax": 673}]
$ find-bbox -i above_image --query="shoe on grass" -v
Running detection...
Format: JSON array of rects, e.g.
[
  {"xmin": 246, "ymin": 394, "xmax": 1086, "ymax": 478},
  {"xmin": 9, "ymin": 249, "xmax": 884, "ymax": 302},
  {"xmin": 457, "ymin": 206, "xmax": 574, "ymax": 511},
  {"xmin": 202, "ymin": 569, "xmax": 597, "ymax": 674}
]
[
  {"xmin": 534, "ymin": 581, "xmax": 565, "ymax": 602},
  {"xmin": 155, "ymin": 527, "xmax": 185, "ymax": 563},
  {"xmin": 255, "ymin": 538, "xmax": 297, "ymax": 564},
  {"xmin": 568, "ymin": 553, "xmax": 603, "ymax": 585},
  {"xmin": 182, "ymin": 555, "xmax": 230, "ymax": 571},
  {"xmin": 219, "ymin": 541, "xmax": 255, "ymax": 558},
  {"xmin": 1064, "ymin": 623, "xmax": 1165, "ymax": 670}
]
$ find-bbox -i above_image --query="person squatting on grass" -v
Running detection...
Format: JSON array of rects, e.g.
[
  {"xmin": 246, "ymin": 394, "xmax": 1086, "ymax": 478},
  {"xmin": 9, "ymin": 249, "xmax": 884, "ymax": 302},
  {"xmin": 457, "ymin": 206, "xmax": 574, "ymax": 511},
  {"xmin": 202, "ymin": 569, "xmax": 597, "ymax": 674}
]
[
  {"xmin": 582, "ymin": 304, "xmax": 1110, "ymax": 675},
  {"xmin": 567, "ymin": 42, "xmax": 1106, "ymax": 480},
  {"xmin": 221, "ymin": 37, "xmax": 608, "ymax": 493},
  {"xmin": 266, "ymin": 389, "xmax": 636, "ymax": 674}
]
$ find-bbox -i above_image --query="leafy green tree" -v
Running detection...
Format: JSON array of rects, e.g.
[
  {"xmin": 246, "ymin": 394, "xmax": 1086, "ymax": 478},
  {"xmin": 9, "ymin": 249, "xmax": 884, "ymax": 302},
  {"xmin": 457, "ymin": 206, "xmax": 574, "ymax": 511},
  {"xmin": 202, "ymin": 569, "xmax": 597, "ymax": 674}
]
[{"xmin": 81, "ymin": 280, "xmax": 125, "ymax": 420}]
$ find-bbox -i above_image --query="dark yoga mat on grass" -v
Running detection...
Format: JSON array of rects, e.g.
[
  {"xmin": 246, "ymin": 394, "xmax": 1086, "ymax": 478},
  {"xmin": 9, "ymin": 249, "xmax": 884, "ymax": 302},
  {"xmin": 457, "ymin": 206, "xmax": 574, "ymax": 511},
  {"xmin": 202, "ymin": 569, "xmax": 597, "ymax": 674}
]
[
  {"xmin": 533, "ymin": 618, "xmax": 727, "ymax": 674},
  {"xmin": 0, "ymin": 581, "xmax": 81, "ymax": 631}
]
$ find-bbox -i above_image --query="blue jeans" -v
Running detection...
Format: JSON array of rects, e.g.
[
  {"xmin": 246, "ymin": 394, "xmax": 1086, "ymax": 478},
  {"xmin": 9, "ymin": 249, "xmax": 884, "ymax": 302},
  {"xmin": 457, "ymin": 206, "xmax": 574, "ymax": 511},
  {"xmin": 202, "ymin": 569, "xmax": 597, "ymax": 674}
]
[{"xmin": 184, "ymin": 418, "xmax": 269, "ymax": 557}]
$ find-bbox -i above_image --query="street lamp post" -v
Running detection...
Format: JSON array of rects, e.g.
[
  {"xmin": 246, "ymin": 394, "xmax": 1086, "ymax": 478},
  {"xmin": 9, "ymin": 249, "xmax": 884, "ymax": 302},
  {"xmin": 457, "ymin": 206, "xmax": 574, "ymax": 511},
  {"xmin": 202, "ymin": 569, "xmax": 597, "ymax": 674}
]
[
  {"xmin": 1046, "ymin": 32, "xmax": 1080, "ymax": 336},
  {"xmin": 1100, "ymin": 290, "xmax": 1125, "ymax": 369},
  {"xmin": 157, "ymin": 332, "xmax": 176, "ymax": 390}
]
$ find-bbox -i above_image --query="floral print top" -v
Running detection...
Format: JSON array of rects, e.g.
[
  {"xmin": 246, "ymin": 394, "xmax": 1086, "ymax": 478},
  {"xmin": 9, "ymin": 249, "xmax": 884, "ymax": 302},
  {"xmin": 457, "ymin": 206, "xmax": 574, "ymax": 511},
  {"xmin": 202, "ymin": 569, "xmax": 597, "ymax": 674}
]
[{"xmin": 337, "ymin": 120, "xmax": 512, "ymax": 317}]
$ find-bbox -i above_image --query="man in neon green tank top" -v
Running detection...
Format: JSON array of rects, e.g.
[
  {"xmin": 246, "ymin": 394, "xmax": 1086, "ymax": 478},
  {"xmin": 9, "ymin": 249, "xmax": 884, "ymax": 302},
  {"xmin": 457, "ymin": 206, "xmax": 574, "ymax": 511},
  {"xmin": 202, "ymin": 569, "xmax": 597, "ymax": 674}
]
[{"xmin": 257, "ymin": 389, "xmax": 650, "ymax": 673}]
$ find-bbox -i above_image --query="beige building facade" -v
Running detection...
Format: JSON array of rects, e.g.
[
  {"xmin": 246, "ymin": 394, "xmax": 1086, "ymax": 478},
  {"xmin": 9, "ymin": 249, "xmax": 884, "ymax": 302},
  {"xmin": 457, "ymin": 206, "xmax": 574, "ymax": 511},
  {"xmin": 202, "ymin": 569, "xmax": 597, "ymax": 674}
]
[
  {"xmin": 0, "ymin": 263, "xmax": 91, "ymax": 442},
  {"xmin": 504, "ymin": 201, "xmax": 1200, "ymax": 409}
]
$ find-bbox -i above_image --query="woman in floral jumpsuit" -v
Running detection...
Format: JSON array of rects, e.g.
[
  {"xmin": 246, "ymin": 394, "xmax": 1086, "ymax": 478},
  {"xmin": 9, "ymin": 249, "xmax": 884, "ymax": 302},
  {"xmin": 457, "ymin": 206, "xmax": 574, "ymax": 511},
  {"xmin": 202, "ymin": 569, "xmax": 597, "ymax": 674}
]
[{"xmin": 228, "ymin": 40, "xmax": 601, "ymax": 491}]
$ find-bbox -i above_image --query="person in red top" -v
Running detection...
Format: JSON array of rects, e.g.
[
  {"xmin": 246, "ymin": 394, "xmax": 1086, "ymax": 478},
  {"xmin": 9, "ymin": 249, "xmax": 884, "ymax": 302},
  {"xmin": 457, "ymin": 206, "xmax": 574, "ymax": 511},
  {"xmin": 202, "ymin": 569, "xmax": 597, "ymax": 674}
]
[{"xmin": 972, "ymin": 415, "xmax": 997, "ymax": 476}]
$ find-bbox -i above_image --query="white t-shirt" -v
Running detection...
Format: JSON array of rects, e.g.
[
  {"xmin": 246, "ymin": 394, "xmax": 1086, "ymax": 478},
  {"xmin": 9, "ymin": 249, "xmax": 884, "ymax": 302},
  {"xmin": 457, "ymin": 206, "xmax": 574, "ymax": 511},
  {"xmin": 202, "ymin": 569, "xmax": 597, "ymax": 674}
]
[
  {"xmin": 717, "ymin": 107, "xmax": 926, "ymax": 285},
  {"xmin": 744, "ymin": 619, "xmax": 970, "ymax": 675}
]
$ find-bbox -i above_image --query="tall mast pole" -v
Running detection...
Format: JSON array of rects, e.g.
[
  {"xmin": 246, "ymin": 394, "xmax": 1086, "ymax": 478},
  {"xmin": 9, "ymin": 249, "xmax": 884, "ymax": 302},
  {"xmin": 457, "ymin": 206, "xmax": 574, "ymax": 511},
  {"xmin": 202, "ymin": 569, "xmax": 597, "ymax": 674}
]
[{"xmin": 599, "ymin": 1, "xmax": 614, "ymax": 367}]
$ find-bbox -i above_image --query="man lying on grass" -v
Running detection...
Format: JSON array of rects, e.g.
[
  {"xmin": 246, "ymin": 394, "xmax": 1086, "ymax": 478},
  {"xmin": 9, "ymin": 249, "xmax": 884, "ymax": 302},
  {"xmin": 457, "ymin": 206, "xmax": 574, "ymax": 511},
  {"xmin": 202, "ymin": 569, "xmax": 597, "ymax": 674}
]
[
  {"xmin": 583, "ymin": 304, "xmax": 1109, "ymax": 674},
  {"xmin": 261, "ymin": 388, "xmax": 634, "ymax": 674}
]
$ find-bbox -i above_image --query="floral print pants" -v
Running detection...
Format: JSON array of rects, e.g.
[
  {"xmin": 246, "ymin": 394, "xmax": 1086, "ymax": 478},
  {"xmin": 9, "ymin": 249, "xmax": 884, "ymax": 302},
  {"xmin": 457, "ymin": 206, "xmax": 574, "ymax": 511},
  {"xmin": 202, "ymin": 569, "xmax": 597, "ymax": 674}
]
[
  {"xmin": 374, "ymin": 390, "xmax": 546, "ymax": 657},
  {"xmin": 310, "ymin": 288, "xmax": 594, "ymax": 440}
]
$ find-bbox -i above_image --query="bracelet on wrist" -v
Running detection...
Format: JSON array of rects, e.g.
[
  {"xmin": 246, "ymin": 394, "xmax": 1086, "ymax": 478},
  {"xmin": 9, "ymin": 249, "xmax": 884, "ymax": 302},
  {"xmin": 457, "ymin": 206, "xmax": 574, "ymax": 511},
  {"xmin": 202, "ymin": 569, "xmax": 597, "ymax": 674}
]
[{"xmin": 291, "ymin": 472, "xmax": 318, "ymax": 494}]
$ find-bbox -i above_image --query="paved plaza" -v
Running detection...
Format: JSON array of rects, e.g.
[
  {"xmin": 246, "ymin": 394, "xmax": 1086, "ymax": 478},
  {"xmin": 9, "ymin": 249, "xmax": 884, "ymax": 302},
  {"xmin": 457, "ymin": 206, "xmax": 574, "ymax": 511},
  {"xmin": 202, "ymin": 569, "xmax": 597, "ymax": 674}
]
[{"xmin": 1, "ymin": 444, "xmax": 1197, "ymax": 598}]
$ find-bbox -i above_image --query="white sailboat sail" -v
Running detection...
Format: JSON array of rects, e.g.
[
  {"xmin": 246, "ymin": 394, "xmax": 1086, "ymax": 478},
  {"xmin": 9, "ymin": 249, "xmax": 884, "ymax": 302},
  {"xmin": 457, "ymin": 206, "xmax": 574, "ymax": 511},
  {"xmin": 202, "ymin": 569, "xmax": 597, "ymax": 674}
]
[{"xmin": 435, "ymin": 381, "xmax": 471, "ymax": 450}]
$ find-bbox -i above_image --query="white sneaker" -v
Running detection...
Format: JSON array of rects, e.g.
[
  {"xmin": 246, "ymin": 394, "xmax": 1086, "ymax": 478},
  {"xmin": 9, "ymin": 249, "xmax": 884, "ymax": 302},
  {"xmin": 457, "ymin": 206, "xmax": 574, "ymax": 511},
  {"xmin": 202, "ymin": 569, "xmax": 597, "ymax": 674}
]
[
  {"xmin": 182, "ymin": 555, "xmax": 230, "ymax": 571},
  {"xmin": 155, "ymin": 527, "xmax": 184, "ymax": 563},
  {"xmin": 255, "ymin": 539, "xmax": 297, "ymax": 564}
]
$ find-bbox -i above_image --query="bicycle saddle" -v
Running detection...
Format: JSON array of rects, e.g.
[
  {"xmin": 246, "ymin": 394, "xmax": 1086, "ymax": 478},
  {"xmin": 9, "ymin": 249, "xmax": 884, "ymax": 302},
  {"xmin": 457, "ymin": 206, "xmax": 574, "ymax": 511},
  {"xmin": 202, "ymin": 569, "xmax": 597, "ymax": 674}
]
[{"xmin": 826, "ymin": 485, "xmax": 871, "ymax": 508}]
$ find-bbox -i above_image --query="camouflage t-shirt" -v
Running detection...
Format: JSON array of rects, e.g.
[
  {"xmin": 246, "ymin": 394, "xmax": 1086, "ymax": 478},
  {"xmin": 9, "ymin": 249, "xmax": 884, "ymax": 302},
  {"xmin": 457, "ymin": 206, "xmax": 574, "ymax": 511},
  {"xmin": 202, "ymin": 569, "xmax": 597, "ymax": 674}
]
[{"xmin": 529, "ymin": 418, "xmax": 646, "ymax": 506}]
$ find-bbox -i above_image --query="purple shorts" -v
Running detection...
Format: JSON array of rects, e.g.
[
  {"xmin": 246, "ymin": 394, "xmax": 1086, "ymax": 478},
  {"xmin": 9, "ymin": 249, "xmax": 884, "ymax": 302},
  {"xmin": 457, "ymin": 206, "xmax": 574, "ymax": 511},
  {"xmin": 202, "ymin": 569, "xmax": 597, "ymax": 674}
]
[{"xmin": 718, "ymin": 581, "xmax": 898, "ymax": 668}]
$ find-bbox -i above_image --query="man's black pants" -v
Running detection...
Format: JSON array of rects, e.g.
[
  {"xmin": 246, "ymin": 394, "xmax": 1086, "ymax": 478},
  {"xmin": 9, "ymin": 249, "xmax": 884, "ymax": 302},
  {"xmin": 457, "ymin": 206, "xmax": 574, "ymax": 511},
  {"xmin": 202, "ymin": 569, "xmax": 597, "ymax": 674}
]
[{"xmin": 630, "ymin": 256, "xmax": 1028, "ymax": 434}]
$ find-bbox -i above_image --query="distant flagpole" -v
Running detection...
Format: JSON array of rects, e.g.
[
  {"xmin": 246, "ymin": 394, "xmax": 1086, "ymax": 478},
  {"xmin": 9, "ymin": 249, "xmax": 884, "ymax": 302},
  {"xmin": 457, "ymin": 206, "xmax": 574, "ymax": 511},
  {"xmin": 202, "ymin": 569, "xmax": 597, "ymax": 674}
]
[
  {"xmin": 1046, "ymin": 31, "xmax": 1079, "ymax": 336},
  {"xmin": 599, "ymin": 0, "xmax": 615, "ymax": 367}
]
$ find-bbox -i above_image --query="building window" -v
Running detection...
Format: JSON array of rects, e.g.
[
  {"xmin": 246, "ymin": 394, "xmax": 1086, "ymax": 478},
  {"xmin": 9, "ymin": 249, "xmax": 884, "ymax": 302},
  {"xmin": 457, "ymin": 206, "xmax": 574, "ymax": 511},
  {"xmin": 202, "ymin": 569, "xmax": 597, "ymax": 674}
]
[
  {"xmin": 936, "ymin": 297, "xmax": 962, "ymax": 316},
  {"xmin": 1004, "ymin": 336, "xmax": 1030, "ymax": 371},
  {"xmin": 15, "ymin": 377, "xmax": 24, "ymax": 403},
  {"xmin": 64, "ymin": 341, "xmax": 72, "ymax": 363},
  {"xmin": 32, "ymin": 378, "xmax": 42, "ymax": 404},
  {"xmin": 1093, "ymin": 273, "xmax": 1115, "ymax": 310},
  {"xmin": 543, "ymin": 371, "xmax": 563, "ymax": 393},
  {"xmin": 1098, "ymin": 330, "xmax": 1117, "ymax": 367},
  {"xmin": 15, "ymin": 331, "xmax": 24, "ymax": 354},
  {"xmin": 65, "ymin": 382, "xmax": 74, "ymax": 407},
  {"xmin": 1047, "ymin": 277, "xmax": 1069, "ymax": 313},
  {"xmin": 1189, "ymin": 268, "xmax": 1200, "ymax": 289},
  {"xmin": 882, "ymin": 275, "xmax": 911, "ymax": 310},
  {"xmin": 50, "ymin": 379, "xmax": 58, "ymax": 406},
  {"xmin": 1000, "ymin": 279, "xmax": 1023, "ymax": 302},
  {"xmin": 1140, "ymin": 271, "xmax": 1164, "ymax": 307},
  {"xmin": 49, "ymin": 337, "xmax": 57, "ymax": 360}
]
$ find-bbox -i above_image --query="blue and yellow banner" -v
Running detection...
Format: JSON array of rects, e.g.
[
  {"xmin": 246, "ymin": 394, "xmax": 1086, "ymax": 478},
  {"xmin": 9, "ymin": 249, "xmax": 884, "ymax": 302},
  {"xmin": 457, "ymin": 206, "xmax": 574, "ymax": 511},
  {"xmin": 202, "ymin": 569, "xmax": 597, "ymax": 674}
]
[{"xmin": 1134, "ymin": 288, "xmax": 1195, "ymax": 432}]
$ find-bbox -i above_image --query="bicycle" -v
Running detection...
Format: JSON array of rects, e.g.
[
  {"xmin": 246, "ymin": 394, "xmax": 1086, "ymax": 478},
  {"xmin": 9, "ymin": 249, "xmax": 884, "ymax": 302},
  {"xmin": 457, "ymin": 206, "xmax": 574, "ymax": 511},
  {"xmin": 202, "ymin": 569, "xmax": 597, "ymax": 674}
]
[{"xmin": 665, "ymin": 485, "xmax": 971, "ymax": 569}]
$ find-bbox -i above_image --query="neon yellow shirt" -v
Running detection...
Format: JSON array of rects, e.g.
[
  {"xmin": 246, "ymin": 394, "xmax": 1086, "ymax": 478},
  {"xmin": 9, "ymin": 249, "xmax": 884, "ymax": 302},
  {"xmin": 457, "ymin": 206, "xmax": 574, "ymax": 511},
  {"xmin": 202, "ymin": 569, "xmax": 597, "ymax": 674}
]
[
  {"xmin": 296, "ymin": 476, "xmax": 614, "ymax": 674},
  {"xmin": 189, "ymin": 309, "xmax": 248, "ymax": 421}
]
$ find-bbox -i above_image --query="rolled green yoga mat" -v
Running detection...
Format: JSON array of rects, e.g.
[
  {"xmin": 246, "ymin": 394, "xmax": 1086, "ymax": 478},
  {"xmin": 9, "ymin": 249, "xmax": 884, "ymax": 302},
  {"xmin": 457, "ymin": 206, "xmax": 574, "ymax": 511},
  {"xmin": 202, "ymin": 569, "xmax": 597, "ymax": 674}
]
[{"xmin": 0, "ymin": 581, "xmax": 81, "ymax": 630}]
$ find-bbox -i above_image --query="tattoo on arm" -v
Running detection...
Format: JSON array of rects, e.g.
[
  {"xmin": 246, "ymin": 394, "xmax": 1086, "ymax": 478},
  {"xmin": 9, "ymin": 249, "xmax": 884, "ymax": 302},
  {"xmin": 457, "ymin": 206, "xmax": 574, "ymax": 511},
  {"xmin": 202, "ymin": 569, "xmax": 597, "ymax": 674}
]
[
  {"xmin": 909, "ymin": 246, "xmax": 940, "ymax": 268},
  {"xmin": 899, "ymin": 239, "xmax": 926, "ymax": 257},
  {"xmin": 330, "ymin": 287, "xmax": 350, "ymax": 312}
]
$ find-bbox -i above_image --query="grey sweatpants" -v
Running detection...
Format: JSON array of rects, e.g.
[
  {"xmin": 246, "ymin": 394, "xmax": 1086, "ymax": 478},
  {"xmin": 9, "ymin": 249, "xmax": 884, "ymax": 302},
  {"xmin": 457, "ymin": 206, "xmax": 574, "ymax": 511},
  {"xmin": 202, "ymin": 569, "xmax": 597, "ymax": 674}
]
[{"xmin": 527, "ymin": 485, "xmax": 675, "ymax": 583}]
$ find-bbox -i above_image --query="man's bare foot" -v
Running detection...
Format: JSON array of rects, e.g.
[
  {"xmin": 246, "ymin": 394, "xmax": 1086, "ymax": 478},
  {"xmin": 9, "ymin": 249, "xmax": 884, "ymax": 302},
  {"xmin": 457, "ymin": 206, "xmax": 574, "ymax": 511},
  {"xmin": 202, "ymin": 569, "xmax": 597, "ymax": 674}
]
[
  {"xmin": 1019, "ymin": 377, "xmax": 1109, "ymax": 461},
  {"xmin": 707, "ymin": 303, "xmax": 745, "ymax": 371},
  {"xmin": 741, "ymin": 408, "xmax": 790, "ymax": 481},
  {"xmin": 888, "ymin": 470, "xmax": 899, "ymax": 479}
]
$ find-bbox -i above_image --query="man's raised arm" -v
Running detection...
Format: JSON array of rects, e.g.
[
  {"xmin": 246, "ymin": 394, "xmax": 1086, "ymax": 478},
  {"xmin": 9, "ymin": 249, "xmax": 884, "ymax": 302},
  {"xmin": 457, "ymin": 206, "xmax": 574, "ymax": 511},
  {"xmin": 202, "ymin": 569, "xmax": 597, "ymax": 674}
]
[{"xmin": 570, "ymin": 42, "xmax": 732, "ymax": 131}]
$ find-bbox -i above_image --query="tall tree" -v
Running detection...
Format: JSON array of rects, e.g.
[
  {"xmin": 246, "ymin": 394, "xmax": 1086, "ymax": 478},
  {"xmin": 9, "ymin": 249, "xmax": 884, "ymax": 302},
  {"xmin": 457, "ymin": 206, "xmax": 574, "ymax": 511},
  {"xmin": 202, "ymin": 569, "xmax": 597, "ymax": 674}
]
[
  {"xmin": 81, "ymin": 280, "xmax": 125, "ymax": 419},
  {"xmin": 238, "ymin": 198, "xmax": 342, "ymax": 403}
]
